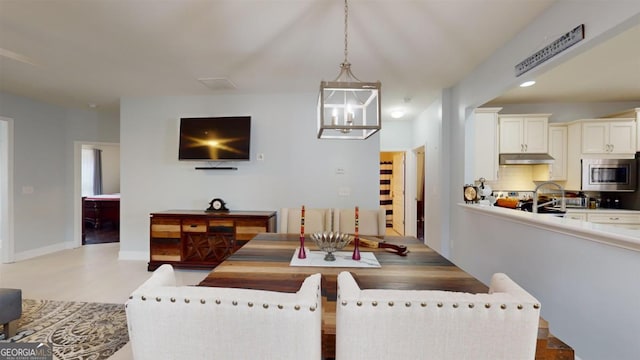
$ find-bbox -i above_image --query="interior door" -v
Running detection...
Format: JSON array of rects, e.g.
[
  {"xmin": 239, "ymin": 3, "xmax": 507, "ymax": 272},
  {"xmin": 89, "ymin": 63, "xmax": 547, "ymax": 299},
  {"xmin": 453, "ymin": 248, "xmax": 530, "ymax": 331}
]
[{"xmin": 392, "ymin": 152, "xmax": 405, "ymax": 235}]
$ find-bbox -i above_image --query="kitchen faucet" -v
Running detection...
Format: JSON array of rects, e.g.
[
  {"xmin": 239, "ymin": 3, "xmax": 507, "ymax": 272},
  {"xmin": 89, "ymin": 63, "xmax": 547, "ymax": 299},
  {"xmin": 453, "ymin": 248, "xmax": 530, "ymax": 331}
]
[{"xmin": 532, "ymin": 181, "xmax": 566, "ymax": 213}]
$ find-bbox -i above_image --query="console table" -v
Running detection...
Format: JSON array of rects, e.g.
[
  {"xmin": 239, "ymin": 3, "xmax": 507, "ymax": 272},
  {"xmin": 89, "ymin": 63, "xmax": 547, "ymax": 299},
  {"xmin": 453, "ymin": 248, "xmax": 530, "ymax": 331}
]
[{"xmin": 148, "ymin": 210, "xmax": 276, "ymax": 271}]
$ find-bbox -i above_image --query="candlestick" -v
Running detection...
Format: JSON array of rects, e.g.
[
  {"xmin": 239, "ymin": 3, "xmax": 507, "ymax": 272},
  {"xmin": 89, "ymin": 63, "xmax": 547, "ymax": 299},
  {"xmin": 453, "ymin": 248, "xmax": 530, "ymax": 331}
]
[
  {"xmin": 298, "ymin": 205, "xmax": 306, "ymax": 259},
  {"xmin": 352, "ymin": 206, "xmax": 361, "ymax": 260}
]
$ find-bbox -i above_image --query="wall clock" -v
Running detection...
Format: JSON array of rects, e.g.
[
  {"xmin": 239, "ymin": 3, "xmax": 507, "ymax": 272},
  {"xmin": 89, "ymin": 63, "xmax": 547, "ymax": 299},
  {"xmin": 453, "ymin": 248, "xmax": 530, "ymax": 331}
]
[
  {"xmin": 463, "ymin": 185, "xmax": 479, "ymax": 204},
  {"xmin": 206, "ymin": 198, "xmax": 229, "ymax": 212}
]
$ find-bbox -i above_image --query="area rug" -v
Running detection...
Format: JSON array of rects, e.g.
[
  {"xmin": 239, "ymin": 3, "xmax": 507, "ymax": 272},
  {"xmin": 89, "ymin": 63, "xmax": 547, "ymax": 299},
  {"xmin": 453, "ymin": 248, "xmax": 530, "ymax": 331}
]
[{"xmin": 0, "ymin": 299, "xmax": 129, "ymax": 360}]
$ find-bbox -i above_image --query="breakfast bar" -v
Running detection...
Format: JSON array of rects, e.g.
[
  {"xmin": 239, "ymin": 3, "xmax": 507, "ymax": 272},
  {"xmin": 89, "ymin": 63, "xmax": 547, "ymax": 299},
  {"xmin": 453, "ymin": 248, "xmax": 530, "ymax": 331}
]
[{"xmin": 199, "ymin": 233, "xmax": 574, "ymax": 359}]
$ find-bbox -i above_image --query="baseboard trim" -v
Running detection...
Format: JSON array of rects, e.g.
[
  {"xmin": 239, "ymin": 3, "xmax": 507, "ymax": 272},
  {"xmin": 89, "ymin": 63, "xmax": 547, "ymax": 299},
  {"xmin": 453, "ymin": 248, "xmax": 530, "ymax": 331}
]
[
  {"xmin": 118, "ymin": 250, "xmax": 147, "ymax": 261},
  {"xmin": 14, "ymin": 241, "xmax": 75, "ymax": 262}
]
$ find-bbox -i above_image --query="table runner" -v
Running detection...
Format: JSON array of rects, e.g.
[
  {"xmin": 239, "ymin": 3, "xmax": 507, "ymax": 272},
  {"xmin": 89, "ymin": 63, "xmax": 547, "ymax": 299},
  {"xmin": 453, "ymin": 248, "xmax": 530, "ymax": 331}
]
[{"xmin": 289, "ymin": 248, "xmax": 381, "ymax": 268}]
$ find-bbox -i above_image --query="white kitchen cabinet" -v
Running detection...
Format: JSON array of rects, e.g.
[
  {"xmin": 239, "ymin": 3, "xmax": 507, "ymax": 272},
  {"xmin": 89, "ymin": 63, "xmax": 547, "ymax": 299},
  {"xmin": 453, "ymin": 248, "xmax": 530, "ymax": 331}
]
[
  {"xmin": 564, "ymin": 209, "xmax": 640, "ymax": 229},
  {"xmin": 601, "ymin": 108, "xmax": 640, "ymax": 152},
  {"xmin": 564, "ymin": 122, "xmax": 582, "ymax": 191},
  {"xmin": 564, "ymin": 211, "xmax": 587, "ymax": 221},
  {"xmin": 499, "ymin": 114, "xmax": 549, "ymax": 153},
  {"xmin": 473, "ymin": 108, "xmax": 501, "ymax": 181},
  {"xmin": 548, "ymin": 125, "xmax": 567, "ymax": 180},
  {"xmin": 581, "ymin": 120, "xmax": 636, "ymax": 155},
  {"xmin": 587, "ymin": 212, "xmax": 640, "ymax": 229},
  {"xmin": 533, "ymin": 124, "xmax": 567, "ymax": 182}
]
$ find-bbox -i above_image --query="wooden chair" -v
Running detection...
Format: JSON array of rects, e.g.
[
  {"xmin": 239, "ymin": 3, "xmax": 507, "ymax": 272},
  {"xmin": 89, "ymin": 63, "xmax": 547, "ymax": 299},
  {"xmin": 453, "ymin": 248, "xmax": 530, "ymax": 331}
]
[
  {"xmin": 335, "ymin": 207, "xmax": 386, "ymax": 236},
  {"xmin": 279, "ymin": 207, "xmax": 332, "ymax": 234}
]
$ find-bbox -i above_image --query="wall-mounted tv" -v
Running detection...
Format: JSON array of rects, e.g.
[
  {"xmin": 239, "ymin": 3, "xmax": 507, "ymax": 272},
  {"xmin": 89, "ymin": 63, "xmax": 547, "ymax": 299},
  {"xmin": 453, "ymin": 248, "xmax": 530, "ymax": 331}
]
[{"xmin": 178, "ymin": 116, "xmax": 251, "ymax": 161}]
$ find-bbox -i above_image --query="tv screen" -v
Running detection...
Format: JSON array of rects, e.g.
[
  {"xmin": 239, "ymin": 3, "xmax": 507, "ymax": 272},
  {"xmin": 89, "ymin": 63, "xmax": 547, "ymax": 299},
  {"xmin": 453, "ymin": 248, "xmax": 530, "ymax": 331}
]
[{"xmin": 178, "ymin": 116, "xmax": 251, "ymax": 161}]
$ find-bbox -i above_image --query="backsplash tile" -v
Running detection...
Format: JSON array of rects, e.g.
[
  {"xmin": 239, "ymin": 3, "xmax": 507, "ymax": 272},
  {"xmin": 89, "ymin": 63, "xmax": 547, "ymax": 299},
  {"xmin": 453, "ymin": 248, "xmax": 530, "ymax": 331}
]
[{"xmin": 483, "ymin": 165, "xmax": 535, "ymax": 191}]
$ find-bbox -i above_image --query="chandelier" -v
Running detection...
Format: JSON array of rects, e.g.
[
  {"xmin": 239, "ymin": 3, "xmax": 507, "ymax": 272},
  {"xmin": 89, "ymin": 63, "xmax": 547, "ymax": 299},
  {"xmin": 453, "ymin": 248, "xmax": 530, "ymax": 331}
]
[{"xmin": 317, "ymin": 0, "xmax": 381, "ymax": 140}]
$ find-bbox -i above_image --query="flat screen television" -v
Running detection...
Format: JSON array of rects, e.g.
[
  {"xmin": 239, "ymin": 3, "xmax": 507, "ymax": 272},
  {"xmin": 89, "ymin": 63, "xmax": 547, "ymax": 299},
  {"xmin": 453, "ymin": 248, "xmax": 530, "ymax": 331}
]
[{"xmin": 178, "ymin": 116, "xmax": 251, "ymax": 161}]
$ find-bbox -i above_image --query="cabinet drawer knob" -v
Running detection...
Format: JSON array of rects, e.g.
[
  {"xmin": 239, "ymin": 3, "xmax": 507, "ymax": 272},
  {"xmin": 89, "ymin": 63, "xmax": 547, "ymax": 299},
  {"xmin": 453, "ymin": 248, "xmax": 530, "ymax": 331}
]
[{"xmin": 190, "ymin": 224, "xmax": 198, "ymax": 228}]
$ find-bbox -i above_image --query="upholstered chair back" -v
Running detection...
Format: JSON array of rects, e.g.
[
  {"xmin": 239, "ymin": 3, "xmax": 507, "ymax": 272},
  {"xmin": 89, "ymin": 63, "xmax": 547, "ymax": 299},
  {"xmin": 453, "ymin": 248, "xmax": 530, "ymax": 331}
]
[
  {"xmin": 280, "ymin": 208, "xmax": 332, "ymax": 234},
  {"xmin": 335, "ymin": 208, "xmax": 386, "ymax": 236},
  {"xmin": 336, "ymin": 271, "xmax": 541, "ymax": 360},
  {"xmin": 126, "ymin": 265, "xmax": 322, "ymax": 360}
]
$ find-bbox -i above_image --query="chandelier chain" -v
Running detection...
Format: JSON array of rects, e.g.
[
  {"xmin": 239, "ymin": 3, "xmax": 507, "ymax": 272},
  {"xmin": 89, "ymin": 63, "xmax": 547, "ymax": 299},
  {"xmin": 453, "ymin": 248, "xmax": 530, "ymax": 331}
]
[{"xmin": 343, "ymin": 0, "xmax": 349, "ymax": 64}]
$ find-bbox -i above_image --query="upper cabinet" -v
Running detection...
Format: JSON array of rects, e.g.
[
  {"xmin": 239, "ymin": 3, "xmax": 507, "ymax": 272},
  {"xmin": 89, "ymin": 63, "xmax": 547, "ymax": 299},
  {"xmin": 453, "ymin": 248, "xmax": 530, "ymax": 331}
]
[
  {"xmin": 548, "ymin": 124, "xmax": 568, "ymax": 180},
  {"xmin": 581, "ymin": 120, "xmax": 636, "ymax": 155},
  {"xmin": 498, "ymin": 114, "xmax": 550, "ymax": 153},
  {"xmin": 601, "ymin": 108, "xmax": 640, "ymax": 152},
  {"xmin": 473, "ymin": 107, "xmax": 501, "ymax": 181},
  {"xmin": 533, "ymin": 124, "xmax": 568, "ymax": 182}
]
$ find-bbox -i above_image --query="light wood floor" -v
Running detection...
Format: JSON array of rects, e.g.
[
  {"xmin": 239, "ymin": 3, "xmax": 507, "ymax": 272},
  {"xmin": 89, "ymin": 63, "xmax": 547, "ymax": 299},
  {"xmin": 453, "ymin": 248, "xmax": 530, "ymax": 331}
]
[{"xmin": 0, "ymin": 243, "xmax": 209, "ymax": 359}]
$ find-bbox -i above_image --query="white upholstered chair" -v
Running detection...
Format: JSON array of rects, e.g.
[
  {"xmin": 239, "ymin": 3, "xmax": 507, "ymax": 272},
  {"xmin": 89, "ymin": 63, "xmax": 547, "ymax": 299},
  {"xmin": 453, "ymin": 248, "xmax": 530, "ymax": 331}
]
[
  {"xmin": 336, "ymin": 271, "xmax": 541, "ymax": 360},
  {"xmin": 279, "ymin": 207, "xmax": 332, "ymax": 234},
  {"xmin": 335, "ymin": 207, "xmax": 385, "ymax": 236},
  {"xmin": 126, "ymin": 265, "xmax": 322, "ymax": 360}
]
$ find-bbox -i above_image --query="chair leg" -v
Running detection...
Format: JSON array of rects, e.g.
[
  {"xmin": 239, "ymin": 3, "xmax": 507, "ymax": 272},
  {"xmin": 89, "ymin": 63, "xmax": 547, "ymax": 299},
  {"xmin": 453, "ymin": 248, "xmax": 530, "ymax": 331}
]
[{"xmin": 2, "ymin": 320, "xmax": 18, "ymax": 338}]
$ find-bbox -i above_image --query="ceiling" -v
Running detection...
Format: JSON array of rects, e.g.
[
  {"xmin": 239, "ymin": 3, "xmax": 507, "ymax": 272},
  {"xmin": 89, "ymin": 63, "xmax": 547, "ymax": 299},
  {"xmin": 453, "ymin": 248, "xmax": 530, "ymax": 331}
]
[
  {"xmin": 487, "ymin": 21, "xmax": 640, "ymax": 105},
  {"xmin": 0, "ymin": 0, "xmax": 557, "ymax": 118}
]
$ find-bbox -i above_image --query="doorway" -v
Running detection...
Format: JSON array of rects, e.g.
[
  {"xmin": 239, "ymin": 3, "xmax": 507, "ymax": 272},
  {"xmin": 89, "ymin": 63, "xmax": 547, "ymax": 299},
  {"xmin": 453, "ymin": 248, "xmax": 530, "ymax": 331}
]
[
  {"xmin": 415, "ymin": 146, "xmax": 425, "ymax": 241},
  {"xmin": 75, "ymin": 141, "xmax": 120, "ymax": 246},
  {"xmin": 0, "ymin": 117, "xmax": 14, "ymax": 263},
  {"xmin": 380, "ymin": 152, "xmax": 405, "ymax": 236}
]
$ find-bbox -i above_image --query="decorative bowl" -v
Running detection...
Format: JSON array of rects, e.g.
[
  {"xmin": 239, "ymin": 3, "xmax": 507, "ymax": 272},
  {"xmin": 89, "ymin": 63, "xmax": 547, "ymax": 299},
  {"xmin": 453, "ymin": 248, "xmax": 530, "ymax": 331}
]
[{"xmin": 311, "ymin": 232, "xmax": 354, "ymax": 261}]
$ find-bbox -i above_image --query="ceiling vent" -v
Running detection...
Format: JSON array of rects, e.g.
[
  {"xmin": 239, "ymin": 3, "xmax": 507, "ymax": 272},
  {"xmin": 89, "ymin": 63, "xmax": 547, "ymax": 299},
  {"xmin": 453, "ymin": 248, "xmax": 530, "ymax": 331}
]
[{"xmin": 197, "ymin": 77, "xmax": 237, "ymax": 91}]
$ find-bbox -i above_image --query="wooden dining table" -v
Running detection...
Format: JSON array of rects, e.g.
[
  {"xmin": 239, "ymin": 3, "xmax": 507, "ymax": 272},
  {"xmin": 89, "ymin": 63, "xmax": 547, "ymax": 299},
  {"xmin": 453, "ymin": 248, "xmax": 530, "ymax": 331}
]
[{"xmin": 198, "ymin": 233, "xmax": 574, "ymax": 359}]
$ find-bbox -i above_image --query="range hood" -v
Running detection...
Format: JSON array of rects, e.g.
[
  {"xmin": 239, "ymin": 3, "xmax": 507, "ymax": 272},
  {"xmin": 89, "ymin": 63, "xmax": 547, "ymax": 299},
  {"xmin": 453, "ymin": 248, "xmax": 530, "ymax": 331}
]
[{"xmin": 499, "ymin": 153, "xmax": 555, "ymax": 165}]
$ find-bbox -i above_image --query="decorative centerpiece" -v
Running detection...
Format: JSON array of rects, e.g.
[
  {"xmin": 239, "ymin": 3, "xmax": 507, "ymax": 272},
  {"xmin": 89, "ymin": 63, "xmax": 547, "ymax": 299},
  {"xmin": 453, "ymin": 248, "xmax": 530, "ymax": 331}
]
[{"xmin": 311, "ymin": 232, "xmax": 354, "ymax": 261}]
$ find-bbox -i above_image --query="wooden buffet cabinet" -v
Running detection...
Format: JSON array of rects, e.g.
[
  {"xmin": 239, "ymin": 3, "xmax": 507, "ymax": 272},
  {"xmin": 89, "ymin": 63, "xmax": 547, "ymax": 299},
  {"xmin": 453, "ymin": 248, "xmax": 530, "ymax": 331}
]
[{"xmin": 148, "ymin": 210, "xmax": 277, "ymax": 271}]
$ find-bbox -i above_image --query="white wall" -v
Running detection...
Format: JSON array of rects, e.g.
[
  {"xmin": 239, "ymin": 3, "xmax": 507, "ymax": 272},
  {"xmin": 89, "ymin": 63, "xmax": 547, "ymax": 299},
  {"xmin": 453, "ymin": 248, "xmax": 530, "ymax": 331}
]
[
  {"xmin": 413, "ymin": 98, "xmax": 446, "ymax": 254},
  {"xmin": 446, "ymin": 3, "xmax": 640, "ymax": 359},
  {"xmin": 458, "ymin": 208, "xmax": 640, "ymax": 360},
  {"xmin": 380, "ymin": 99, "xmax": 445, "ymax": 246},
  {"xmin": 0, "ymin": 117, "xmax": 14, "ymax": 263},
  {"xmin": 100, "ymin": 144, "xmax": 120, "ymax": 194},
  {"xmin": 119, "ymin": 93, "xmax": 380, "ymax": 257},
  {"xmin": 0, "ymin": 91, "xmax": 119, "ymax": 259},
  {"xmin": 380, "ymin": 120, "xmax": 413, "ymax": 150}
]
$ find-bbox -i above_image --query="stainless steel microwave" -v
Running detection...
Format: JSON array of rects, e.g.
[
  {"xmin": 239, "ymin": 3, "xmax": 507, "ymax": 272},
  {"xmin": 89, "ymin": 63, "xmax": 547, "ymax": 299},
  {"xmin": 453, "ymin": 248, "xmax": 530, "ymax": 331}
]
[{"xmin": 582, "ymin": 158, "xmax": 637, "ymax": 192}]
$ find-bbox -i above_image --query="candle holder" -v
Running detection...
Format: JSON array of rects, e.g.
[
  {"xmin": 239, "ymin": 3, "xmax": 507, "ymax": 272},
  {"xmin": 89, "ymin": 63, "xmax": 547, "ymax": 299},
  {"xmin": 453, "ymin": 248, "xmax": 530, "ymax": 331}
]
[
  {"xmin": 298, "ymin": 240, "xmax": 307, "ymax": 259},
  {"xmin": 298, "ymin": 205, "xmax": 306, "ymax": 259},
  {"xmin": 351, "ymin": 236, "xmax": 361, "ymax": 260},
  {"xmin": 352, "ymin": 206, "xmax": 361, "ymax": 260}
]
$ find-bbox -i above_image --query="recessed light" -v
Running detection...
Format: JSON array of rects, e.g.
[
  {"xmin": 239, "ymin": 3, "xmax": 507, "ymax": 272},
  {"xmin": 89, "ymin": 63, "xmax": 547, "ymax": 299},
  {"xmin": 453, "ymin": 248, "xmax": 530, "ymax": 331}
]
[
  {"xmin": 519, "ymin": 80, "xmax": 536, "ymax": 87},
  {"xmin": 390, "ymin": 110, "xmax": 405, "ymax": 119}
]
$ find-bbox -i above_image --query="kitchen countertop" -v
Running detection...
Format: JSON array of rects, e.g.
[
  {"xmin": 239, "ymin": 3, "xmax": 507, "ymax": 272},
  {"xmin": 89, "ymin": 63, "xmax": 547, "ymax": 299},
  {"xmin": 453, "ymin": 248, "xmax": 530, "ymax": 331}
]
[{"xmin": 460, "ymin": 203, "xmax": 640, "ymax": 252}]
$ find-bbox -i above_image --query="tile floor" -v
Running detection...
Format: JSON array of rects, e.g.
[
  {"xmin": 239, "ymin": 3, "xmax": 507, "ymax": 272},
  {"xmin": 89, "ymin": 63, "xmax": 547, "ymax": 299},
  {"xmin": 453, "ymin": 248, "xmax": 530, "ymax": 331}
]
[
  {"xmin": 1, "ymin": 233, "xmax": 401, "ymax": 359},
  {"xmin": 0, "ymin": 243, "xmax": 209, "ymax": 359}
]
